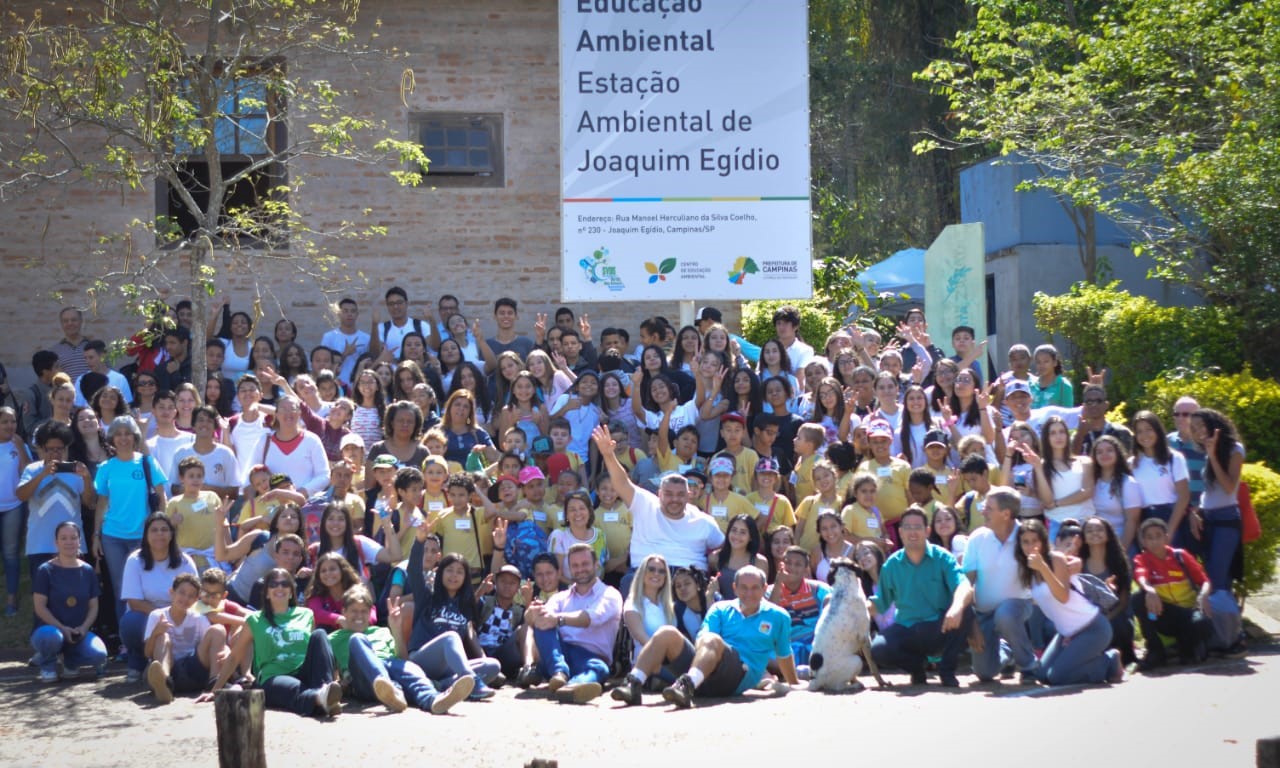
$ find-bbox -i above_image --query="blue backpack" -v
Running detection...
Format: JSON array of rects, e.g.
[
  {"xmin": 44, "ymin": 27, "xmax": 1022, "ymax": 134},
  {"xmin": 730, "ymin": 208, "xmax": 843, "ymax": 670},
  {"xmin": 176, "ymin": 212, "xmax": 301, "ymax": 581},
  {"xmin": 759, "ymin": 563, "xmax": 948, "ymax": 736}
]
[{"xmin": 505, "ymin": 519, "xmax": 550, "ymax": 578}]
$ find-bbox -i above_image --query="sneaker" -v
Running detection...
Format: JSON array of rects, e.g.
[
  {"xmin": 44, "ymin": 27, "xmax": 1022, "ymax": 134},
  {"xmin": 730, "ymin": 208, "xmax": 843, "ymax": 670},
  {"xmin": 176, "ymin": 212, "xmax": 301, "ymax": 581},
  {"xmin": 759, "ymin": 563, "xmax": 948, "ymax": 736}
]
[
  {"xmin": 515, "ymin": 665, "xmax": 543, "ymax": 689},
  {"xmin": 125, "ymin": 668, "xmax": 143, "ymax": 684},
  {"xmin": 147, "ymin": 661, "xmax": 173, "ymax": 704},
  {"xmin": 1219, "ymin": 640, "xmax": 1249, "ymax": 660},
  {"xmin": 317, "ymin": 680, "xmax": 343, "ymax": 717},
  {"xmin": 909, "ymin": 671, "xmax": 927, "ymax": 686},
  {"xmin": 1136, "ymin": 655, "xmax": 1166, "ymax": 673},
  {"xmin": 489, "ymin": 672, "xmax": 507, "ymax": 689},
  {"xmin": 939, "ymin": 673, "xmax": 960, "ymax": 688},
  {"xmin": 468, "ymin": 679, "xmax": 496, "ymax": 701},
  {"xmin": 61, "ymin": 666, "xmax": 81, "ymax": 681},
  {"xmin": 661, "ymin": 674, "xmax": 696, "ymax": 709},
  {"xmin": 556, "ymin": 681, "xmax": 603, "ymax": 704},
  {"xmin": 27, "ymin": 653, "xmax": 40, "ymax": 667},
  {"xmin": 1018, "ymin": 670, "xmax": 1040, "ymax": 686},
  {"xmin": 546, "ymin": 672, "xmax": 569, "ymax": 693},
  {"xmin": 430, "ymin": 675, "xmax": 474, "ymax": 715},
  {"xmin": 373, "ymin": 677, "xmax": 407, "ymax": 713},
  {"xmin": 1106, "ymin": 650, "xmax": 1125, "ymax": 684},
  {"xmin": 38, "ymin": 668, "xmax": 59, "ymax": 684},
  {"xmin": 610, "ymin": 677, "xmax": 642, "ymax": 706}
]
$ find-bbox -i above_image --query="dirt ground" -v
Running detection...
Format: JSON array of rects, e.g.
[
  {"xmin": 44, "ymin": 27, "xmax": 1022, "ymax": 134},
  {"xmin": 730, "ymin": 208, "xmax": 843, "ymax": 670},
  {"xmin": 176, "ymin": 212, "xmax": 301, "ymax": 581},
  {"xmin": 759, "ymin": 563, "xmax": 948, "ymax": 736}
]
[{"xmin": 0, "ymin": 643, "xmax": 1276, "ymax": 768}]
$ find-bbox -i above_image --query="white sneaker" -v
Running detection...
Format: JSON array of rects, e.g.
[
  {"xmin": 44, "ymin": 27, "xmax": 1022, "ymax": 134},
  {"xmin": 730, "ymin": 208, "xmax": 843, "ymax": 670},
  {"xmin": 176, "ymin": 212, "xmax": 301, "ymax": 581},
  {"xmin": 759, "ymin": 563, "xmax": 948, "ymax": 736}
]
[
  {"xmin": 38, "ymin": 668, "xmax": 58, "ymax": 684},
  {"xmin": 373, "ymin": 677, "xmax": 407, "ymax": 713},
  {"xmin": 431, "ymin": 675, "xmax": 474, "ymax": 714}
]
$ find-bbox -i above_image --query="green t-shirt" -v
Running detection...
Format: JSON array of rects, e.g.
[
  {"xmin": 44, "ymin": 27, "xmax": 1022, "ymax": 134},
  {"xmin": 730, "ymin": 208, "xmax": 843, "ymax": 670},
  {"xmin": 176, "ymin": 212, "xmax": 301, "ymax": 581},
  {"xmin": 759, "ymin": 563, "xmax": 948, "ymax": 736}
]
[
  {"xmin": 247, "ymin": 607, "xmax": 314, "ymax": 681},
  {"xmin": 329, "ymin": 626, "xmax": 396, "ymax": 674}
]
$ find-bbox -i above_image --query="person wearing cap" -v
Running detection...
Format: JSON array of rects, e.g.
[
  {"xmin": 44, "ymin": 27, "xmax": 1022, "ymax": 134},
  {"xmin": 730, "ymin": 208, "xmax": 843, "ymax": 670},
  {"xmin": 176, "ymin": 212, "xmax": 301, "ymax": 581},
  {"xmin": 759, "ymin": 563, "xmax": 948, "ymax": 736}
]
[
  {"xmin": 592, "ymin": 426, "xmax": 724, "ymax": 593},
  {"xmin": 490, "ymin": 472, "xmax": 549, "ymax": 580},
  {"xmin": 702, "ymin": 456, "xmax": 757, "ymax": 535},
  {"xmin": 475, "ymin": 564, "xmax": 527, "ymax": 679},
  {"xmin": 682, "ymin": 469, "xmax": 709, "ymax": 510},
  {"xmin": 746, "ymin": 456, "xmax": 795, "ymax": 534},
  {"xmin": 716, "ymin": 411, "xmax": 759, "ymax": 495},
  {"xmin": 856, "ymin": 419, "xmax": 913, "ymax": 544},
  {"xmin": 517, "ymin": 465, "xmax": 562, "ymax": 536}
]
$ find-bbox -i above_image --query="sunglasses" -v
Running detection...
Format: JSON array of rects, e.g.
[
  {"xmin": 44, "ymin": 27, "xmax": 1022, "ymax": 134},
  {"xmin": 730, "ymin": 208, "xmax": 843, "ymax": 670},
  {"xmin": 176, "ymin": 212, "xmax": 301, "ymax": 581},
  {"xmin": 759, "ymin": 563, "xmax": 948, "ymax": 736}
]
[{"xmin": 266, "ymin": 580, "xmax": 292, "ymax": 589}]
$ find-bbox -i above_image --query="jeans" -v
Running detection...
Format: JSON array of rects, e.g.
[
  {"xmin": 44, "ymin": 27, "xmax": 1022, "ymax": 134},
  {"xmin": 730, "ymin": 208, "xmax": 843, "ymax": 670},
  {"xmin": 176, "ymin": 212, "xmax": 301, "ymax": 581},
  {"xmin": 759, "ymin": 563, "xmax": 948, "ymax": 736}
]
[
  {"xmin": 1038, "ymin": 612, "xmax": 1115, "ymax": 685},
  {"xmin": 257, "ymin": 629, "xmax": 338, "ymax": 717},
  {"xmin": 408, "ymin": 631, "xmax": 500, "ymax": 685},
  {"xmin": 347, "ymin": 634, "xmax": 440, "ymax": 711},
  {"xmin": 30, "ymin": 625, "xmax": 108, "ymax": 674},
  {"xmin": 1135, "ymin": 602, "xmax": 1212, "ymax": 665},
  {"xmin": 869, "ymin": 616, "xmax": 970, "ymax": 676},
  {"xmin": 533, "ymin": 627, "xmax": 610, "ymax": 686},
  {"xmin": 482, "ymin": 636, "xmax": 523, "ymax": 679},
  {"xmin": 972, "ymin": 598, "xmax": 1036, "ymax": 680},
  {"xmin": 0, "ymin": 504, "xmax": 21, "ymax": 604},
  {"xmin": 99, "ymin": 535, "xmax": 140, "ymax": 624},
  {"xmin": 1201, "ymin": 506, "xmax": 1242, "ymax": 592},
  {"xmin": 120, "ymin": 609, "xmax": 149, "ymax": 672}
]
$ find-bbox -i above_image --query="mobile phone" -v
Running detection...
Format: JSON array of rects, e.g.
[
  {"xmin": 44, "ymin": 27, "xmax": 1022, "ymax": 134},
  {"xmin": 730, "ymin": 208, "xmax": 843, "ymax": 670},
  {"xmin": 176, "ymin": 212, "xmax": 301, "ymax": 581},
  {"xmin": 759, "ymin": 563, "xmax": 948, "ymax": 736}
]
[{"xmin": 56, "ymin": 461, "xmax": 77, "ymax": 473}]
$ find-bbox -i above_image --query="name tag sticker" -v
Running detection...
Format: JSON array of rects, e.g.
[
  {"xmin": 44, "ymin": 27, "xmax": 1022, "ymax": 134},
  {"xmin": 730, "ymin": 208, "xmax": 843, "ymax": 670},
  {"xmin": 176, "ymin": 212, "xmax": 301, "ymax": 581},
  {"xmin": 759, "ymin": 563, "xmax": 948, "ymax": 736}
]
[
  {"xmin": 711, "ymin": 505, "xmax": 728, "ymax": 518},
  {"xmin": 191, "ymin": 500, "xmax": 207, "ymax": 513},
  {"xmin": 877, "ymin": 466, "xmax": 892, "ymax": 478},
  {"xmin": 866, "ymin": 518, "xmax": 879, "ymax": 529},
  {"xmin": 755, "ymin": 503, "xmax": 769, "ymax": 515},
  {"xmin": 428, "ymin": 501, "xmax": 444, "ymax": 512},
  {"xmin": 534, "ymin": 511, "xmax": 547, "ymax": 522},
  {"xmin": 455, "ymin": 518, "xmax": 472, "ymax": 531},
  {"xmin": 603, "ymin": 512, "xmax": 620, "ymax": 523}
]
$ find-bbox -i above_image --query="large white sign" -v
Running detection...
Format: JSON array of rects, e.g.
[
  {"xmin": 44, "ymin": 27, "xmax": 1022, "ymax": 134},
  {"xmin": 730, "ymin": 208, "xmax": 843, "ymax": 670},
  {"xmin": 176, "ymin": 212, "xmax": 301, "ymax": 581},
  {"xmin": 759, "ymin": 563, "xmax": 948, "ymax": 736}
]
[{"xmin": 560, "ymin": 0, "xmax": 812, "ymax": 302}]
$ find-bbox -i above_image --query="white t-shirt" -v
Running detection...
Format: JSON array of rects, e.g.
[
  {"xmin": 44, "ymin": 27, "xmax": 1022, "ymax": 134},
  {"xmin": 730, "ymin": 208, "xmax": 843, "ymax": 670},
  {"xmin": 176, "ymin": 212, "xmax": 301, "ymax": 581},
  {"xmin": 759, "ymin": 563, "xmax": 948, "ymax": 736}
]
[
  {"xmin": 121, "ymin": 551, "xmax": 198, "ymax": 607},
  {"xmin": 169, "ymin": 443, "xmax": 240, "ymax": 490},
  {"xmin": 227, "ymin": 413, "xmax": 273, "ymax": 483},
  {"xmin": 376, "ymin": 318, "xmax": 427, "ymax": 359},
  {"xmin": 623, "ymin": 594, "xmax": 672, "ymax": 657},
  {"xmin": 146, "ymin": 433, "xmax": 195, "ymax": 482},
  {"xmin": 144, "ymin": 606, "xmax": 211, "ymax": 660},
  {"xmin": 320, "ymin": 328, "xmax": 371, "ymax": 385},
  {"xmin": 785, "ymin": 339, "xmax": 815, "ymax": 370},
  {"xmin": 248, "ymin": 431, "xmax": 331, "ymax": 494},
  {"xmin": 1131, "ymin": 451, "xmax": 1189, "ymax": 507},
  {"xmin": 642, "ymin": 400, "xmax": 700, "ymax": 434},
  {"xmin": 627, "ymin": 487, "xmax": 725, "ymax": 570},
  {"xmin": 962, "ymin": 524, "xmax": 1030, "ymax": 612},
  {"xmin": 1092, "ymin": 474, "xmax": 1142, "ymax": 537}
]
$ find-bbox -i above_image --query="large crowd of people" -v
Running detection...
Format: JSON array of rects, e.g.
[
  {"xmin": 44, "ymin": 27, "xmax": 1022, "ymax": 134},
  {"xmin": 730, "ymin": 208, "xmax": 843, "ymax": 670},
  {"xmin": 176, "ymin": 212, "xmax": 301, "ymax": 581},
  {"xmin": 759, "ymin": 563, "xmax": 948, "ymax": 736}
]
[{"xmin": 0, "ymin": 291, "xmax": 1250, "ymax": 715}]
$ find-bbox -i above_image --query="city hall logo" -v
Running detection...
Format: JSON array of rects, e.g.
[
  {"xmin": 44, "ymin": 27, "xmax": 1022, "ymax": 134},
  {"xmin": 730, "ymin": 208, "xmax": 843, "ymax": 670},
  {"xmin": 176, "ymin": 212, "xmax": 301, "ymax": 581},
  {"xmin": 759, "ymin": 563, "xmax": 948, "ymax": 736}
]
[
  {"xmin": 579, "ymin": 247, "xmax": 625, "ymax": 292},
  {"xmin": 644, "ymin": 258, "xmax": 677, "ymax": 284},
  {"xmin": 728, "ymin": 256, "xmax": 759, "ymax": 285}
]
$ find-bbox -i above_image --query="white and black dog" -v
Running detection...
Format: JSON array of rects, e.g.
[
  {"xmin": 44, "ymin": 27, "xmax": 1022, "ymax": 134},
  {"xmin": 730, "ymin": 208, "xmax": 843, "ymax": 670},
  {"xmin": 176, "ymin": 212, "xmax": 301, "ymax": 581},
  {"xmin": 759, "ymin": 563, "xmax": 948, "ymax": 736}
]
[{"xmin": 808, "ymin": 559, "xmax": 888, "ymax": 692}]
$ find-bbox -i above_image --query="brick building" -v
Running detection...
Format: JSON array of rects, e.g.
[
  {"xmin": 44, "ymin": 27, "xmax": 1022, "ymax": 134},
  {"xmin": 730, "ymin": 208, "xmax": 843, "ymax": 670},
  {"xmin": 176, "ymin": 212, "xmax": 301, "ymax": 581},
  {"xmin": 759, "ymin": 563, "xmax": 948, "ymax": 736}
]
[{"xmin": 0, "ymin": 0, "xmax": 737, "ymax": 386}]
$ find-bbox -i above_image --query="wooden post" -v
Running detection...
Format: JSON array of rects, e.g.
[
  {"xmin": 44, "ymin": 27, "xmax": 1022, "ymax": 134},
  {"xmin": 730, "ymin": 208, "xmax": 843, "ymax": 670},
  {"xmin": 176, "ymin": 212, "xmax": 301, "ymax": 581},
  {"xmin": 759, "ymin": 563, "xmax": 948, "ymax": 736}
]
[
  {"xmin": 1259, "ymin": 736, "xmax": 1280, "ymax": 768},
  {"xmin": 214, "ymin": 689, "xmax": 267, "ymax": 768}
]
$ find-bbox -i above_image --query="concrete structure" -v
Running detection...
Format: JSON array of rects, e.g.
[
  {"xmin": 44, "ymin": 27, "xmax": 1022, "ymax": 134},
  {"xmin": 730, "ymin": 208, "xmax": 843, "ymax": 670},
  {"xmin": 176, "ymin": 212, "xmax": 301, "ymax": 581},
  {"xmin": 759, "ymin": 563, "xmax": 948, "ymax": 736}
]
[
  {"xmin": 0, "ymin": 1, "xmax": 740, "ymax": 388},
  {"xmin": 960, "ymin": 156, "xmax": 1198, "ymax": 357}
]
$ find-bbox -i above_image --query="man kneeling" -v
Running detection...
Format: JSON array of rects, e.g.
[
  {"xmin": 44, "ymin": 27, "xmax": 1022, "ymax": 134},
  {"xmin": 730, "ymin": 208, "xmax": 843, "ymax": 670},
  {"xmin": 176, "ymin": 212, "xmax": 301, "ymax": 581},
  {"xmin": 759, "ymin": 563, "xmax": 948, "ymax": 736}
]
[{"xmin": 612, "ymin": 565, "xmax": 797, "ymax": 708}]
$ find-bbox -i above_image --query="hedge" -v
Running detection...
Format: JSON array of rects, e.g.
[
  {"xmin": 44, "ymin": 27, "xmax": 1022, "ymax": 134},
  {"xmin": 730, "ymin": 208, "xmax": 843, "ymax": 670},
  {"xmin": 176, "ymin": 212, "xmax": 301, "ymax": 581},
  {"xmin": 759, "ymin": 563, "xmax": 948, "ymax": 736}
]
[
  {"xmin": 740, "ymin": 299, "xmax": 843, "ymax": 353},
  {"xmin": 1143, "ymin": 367, "xmax": 1280, "ymax": 471},
  {"xmin": 1240, "ymin": 462, "xmax": 1280, "ymax": 598}
]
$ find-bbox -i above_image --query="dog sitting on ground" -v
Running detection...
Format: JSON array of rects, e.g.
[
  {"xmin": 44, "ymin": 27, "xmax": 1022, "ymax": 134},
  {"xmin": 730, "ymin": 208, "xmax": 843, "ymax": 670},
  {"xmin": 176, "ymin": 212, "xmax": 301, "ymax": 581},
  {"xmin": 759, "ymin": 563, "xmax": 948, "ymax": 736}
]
[{"xmin": 808, "ymin": 558, "xmax": 888, "ymax": 692}]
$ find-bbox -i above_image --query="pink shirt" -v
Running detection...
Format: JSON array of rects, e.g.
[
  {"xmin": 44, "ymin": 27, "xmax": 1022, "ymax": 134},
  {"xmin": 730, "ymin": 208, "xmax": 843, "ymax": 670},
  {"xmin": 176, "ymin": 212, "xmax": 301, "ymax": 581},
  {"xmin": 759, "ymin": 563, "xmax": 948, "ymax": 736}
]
[{"xmin": 545, "ymin": 578, "xmax": 623, "ymax": 659}]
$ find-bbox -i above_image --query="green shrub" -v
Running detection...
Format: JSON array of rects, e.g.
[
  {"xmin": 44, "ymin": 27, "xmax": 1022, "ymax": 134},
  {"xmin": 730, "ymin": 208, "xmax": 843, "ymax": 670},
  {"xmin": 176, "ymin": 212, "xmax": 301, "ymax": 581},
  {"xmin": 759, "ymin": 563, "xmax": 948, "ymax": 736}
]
[
  {"xmin": 1240, "ymin": 462, "xmax": 1280, "ymax": 598},
  {"xmin": 1143, "ymin": 367, "xmax": 1280, "ymax": 470},
  {"xmin": 1032, "ymin": 282, "xmax": 1244, "ymax": 407},
  {"xmin": 740, "ymin": 299, "xmax": 843, "ymax": 352}
]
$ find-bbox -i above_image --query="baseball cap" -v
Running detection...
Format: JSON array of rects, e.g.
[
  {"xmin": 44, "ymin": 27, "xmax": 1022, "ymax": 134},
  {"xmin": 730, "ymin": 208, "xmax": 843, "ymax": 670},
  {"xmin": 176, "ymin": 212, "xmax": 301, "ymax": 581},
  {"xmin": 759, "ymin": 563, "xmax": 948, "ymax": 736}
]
[
  {"xmin": 708, "ymin": 456, "xmax": 734, "ymax": 476},
  {"xmin": 517, "ymin": 466, "xmax": 546, "ymax": 485},
  {"xmin": 495, "ymin": 564, "xmax": 522, "ymax": 581},
  {"xmin": 755, "ymin": 456, "xmax": 780, "ymax": 474},
  {"xmin": 720, "ymin": 411, "xmax": 746, "ymax": 426},
  {"xmin": 924, "ymin": 429, "xmax": 949, "ymax": 449},
  {"xmin": 530, "ymin": 435, "xmax": 553, "ymax": 454},
  {"xmin": 865, "ymin": 420, "xmax": 893, "ymax": 440},
  {"xmin": 371, "ymin": 454, "xmax": 398, "ymax": 469},
  {"xmin": 695, "ymin": 306, "xmax": 722, "ymax": 323},
  {"xmin": 1004, "ymin": 379, "xmax": 1032, "ymax": 397},
  {"xmin": 339, "ymin": 433, "xmax": 365, "ymax": 451},
  {"xmin": 546, "ymin": 453, "xmax": 572, "ymax": 484}
]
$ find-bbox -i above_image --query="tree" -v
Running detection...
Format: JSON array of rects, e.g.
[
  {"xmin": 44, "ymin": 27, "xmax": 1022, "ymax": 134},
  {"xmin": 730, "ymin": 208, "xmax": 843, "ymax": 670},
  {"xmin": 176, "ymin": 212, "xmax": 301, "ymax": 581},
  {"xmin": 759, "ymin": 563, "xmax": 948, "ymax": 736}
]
[
  {"xmin": 0, "ymin": 0, "xmax": 427, "ymax": 386},
  {"xmin": 916, "ymin": 0, "xmax": 1280, "ymax": 371}
]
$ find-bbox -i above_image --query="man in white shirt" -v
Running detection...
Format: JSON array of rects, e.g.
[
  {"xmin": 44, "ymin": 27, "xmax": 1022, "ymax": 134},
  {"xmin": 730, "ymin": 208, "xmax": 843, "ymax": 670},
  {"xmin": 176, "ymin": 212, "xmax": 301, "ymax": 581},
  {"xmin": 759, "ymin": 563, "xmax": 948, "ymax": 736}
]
[
  {"xmin": 146, "ymin": 391, "xmax": 194, "ymax": 480},
  {"xmin": 772, "ymin": 305, "xmax": 814, "ymax": 370},
  {"xmin": 369, "ymin": 286, "xmax": 427, "ymax": 360},
  {"xmin": 320, "ymin": 297, "xmax": 370, "ymax": 386},
  {"xmin": 168, "ymin": 406, "xmax": 239, "ymax": 498},
  {"xmin": 963, "ymin": 486, "xmax": 1036, "ymax": 682},
  {"xmin": 74, "ymin": 340, "xmax": 133, "ymax": 406}
]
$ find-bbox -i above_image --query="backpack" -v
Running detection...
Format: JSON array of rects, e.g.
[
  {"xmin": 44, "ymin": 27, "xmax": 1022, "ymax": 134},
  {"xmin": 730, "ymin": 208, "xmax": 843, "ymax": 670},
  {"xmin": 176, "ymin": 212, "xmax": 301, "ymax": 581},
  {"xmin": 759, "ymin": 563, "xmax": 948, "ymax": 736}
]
[
  {"xmin": 382, "ymin": 319, "xmax": 425, "ymax": 345},
  {"xmin": 504, "ymin": 519, "xmax": 550, "ymax": 579},
  {"xmin": 1070, "ymin": 573, "xmax": 1120, "ymax": 612}
]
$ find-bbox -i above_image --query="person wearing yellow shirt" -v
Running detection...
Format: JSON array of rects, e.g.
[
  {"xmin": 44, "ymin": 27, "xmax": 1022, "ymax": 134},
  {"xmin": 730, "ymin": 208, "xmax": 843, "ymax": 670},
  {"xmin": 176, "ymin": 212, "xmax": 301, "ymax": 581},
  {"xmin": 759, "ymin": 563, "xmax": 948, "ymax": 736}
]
[
  {"xmin": 717, "ymin": 412, "xmax": 758, "ymax": 495},
  {"xmin": 427, "ymin": 473, "xmax": 498, "ymax": 581},
  {"xmin": 794, "ymin": 459, "xmax": 844, "ymax": 552},
  {"xmin": 841, "ymin": 472, "xmax": 895, "ymax": 551},
  {"xmin": 167, "ymin": 457, "xmax": 226, "ymax": 572},
  {"xmin": 703, "ymin": 456, "xmax": 757, "ymax": 533},
  {"xmin": 746, "ymin": 457, "xmax": 795, "ymax": 534},
  {"xmin": 654, "ymin": 400, "xmax": 702, "ymax": 475},
  {"xmin": 919, "ymin": 429, "xmax": 960, "ymax": 506},
  {"xmin": 519, "ymin": 465, "xmax": 562, "ymax": 535},
  {"xmin": 594, "ymin": 475, "xmax": 632, "ymax": 588},
  {"xmin": 856, "ymin": 419, "xmax": 912, "ymax": 539},
  {"xmin": 789, "ymin": 424, "xmax": 824, "ymax": 505},
  {"xmin": 420, "ymin": 456, "xmax": 451, "ymax": 520}
]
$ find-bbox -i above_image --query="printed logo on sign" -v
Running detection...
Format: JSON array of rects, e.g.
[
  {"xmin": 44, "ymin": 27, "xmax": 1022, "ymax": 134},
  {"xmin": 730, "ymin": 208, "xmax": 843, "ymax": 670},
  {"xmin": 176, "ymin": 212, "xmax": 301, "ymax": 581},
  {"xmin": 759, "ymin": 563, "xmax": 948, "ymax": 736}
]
[
  {"xmin": 728, "ymin": 256, "xmax": 759, "ymax": 285},
  {"xmin": 644, "ymin": 258, "xmax": 677, "ymax": 284},
  {"xmin": 578, "ymin": 247, "xmax": 625, "ymax": 292}
]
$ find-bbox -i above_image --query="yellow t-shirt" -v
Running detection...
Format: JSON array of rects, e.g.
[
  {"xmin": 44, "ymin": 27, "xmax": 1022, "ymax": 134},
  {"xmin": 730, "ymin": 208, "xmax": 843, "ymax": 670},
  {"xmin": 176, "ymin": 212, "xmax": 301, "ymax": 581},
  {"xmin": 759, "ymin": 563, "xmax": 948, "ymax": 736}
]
[
  {"xmin": 528, "ymin": 501, "xmax": 565, "ymax": 536},
  {"xmin": 168, "ymin": 491, "xmax": 223, "ymax": 569},
  {"xmin": 702, "ymin": 491, "xmax": 757, "ymax": 533},
  {"xmin": 791, "ymin": 454, "xmax": 816, "ymax": 505},
  {"xmin": 841, "ymin": 502, "xmax": 883, "ymax": 541},
  {"xmin": 746, "ymin": 491, "xmax": 796, "ymax": 533},
  {"xmin": 856, "ymin": 458, "xmax": 913, "ymax": 523},
  {"xmin": 615, "ymin": 447, "xmax": 647, "ymax": 473},
  {"xmin": 795, "ymin": 494, "xmax": 843, "ymax": 552},
  {"xmin": 595, "ymin": 501, "xmax": 632, "ymax": 567},
  {"xmin": 422, "ymin": 490, "xmax": 448, "ymax": 520},
  {"xmin": 655, "ymin": 444, "xmax": 699, "ymax": 474},
  {"xmin": 429, "ymin": 505, "xmax": 491, "ymax": 573}
]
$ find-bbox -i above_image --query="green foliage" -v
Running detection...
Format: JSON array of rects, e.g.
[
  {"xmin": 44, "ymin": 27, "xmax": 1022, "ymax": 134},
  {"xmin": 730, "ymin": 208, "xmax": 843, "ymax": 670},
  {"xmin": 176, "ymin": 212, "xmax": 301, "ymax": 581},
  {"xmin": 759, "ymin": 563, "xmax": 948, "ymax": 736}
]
[
  {"xmin": 1143, "ymin": 368, "xmax": 1280, "ymax": 472},
  {"xmin": 1032, "ymin": 282, "xmax": 1244, "ymax": 407},
  {"xmin": 740, "ymin": 300, "xmax": 842, "ymax": 353},
  {"xmin": 1239, "ymin": 463, "xmax": 1280, "ymax": 598}
]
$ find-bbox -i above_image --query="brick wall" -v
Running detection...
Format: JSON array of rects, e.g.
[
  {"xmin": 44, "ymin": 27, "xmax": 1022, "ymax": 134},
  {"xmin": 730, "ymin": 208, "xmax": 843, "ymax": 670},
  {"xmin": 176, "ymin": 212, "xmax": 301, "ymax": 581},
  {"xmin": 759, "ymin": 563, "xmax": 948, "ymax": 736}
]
[{"xmin": 0, "ymin": 0, "xmax": 744, "ymax": 386}]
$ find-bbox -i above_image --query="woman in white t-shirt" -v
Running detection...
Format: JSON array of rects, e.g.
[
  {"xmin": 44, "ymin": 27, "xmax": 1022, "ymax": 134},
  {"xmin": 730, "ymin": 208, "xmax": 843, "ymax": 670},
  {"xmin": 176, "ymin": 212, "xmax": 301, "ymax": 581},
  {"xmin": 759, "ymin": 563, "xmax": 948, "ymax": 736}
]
[
  {"xmin": 1129, "ymin": 411, "xmax": 1189, "ymax": 541},
  {"xmin": 120, "ymin": 513, "xmax": 197, "ymax": 682},
  {"xmin": 1089, "ymin": 435, "xmax": 1143, "ymax": 552},
  {"xmin": 622, "ymin": 553, "xmax": 676, "ymax": 664},
  {"xmin": 1032, "ymin": 416, "xmax": 1095, "ymax": 540}
]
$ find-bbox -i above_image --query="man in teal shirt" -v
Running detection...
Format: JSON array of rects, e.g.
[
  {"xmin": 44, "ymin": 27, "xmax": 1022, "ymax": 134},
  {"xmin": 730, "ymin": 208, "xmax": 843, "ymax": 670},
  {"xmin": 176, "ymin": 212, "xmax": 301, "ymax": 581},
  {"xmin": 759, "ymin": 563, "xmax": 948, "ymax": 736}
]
[{"xmin": 869, "ymin": 506, "xmax": 972, "ymax": 687}]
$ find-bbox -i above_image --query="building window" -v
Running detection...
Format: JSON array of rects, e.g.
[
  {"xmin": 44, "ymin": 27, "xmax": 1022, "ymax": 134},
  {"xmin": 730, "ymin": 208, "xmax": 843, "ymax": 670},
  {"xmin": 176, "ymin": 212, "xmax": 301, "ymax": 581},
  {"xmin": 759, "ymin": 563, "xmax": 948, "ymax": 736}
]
[
  {"xmin": 409, "ymin": 112, "xmax": 504, "ymax": 188},
  {"xmin": 156, "ymin": 64, "xmax": 288, "ymax": 246}
]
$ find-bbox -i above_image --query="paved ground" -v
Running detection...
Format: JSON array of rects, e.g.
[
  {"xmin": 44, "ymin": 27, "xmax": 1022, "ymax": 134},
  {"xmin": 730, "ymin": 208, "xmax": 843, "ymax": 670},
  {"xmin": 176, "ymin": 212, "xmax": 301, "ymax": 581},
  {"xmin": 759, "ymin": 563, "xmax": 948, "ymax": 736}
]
[{"xmin": 3, "ymin": 572, "xmax": 1277, "ymax": 767}]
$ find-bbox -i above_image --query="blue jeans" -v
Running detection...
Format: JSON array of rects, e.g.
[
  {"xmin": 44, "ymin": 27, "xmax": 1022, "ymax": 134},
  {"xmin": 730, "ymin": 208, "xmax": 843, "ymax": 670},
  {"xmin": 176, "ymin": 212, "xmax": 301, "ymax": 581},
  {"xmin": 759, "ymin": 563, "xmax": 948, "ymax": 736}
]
[
  {"xmin": 348, "ymin": 634, "xmax": 441, "ymax": 711},
  {"xmin": 120, "ymin": 609, "xmax": 149, "ymax": 672},
  {"xmin": 869, "ymin": 616, "xmax": 970, "ymax": 676},
  {"xmin": 533, "ymin": 627, "xmax": 610, "ymax": 686},
  {"xmin": 972, "ymin": 598, "xmax": 1036, "ymax": 680},
  {"xmin": 1201, "ymin": 506, "xmax": 1242, "ymax": 592},
  {"xmin": 257, "ymin": 629, "xmax": 338, "ymax": 717},
  {"xmin": 30, "ymin": 624, "xmax": 108, "ymax": 675},
  {"xmin": 0, "ymin": 504, "xmax": 21, "ymax": 605},
  {"xmin": 1038, "ymin": 611, "xmax": 1115, "ymax": 685},
  {"xmin": 408, "ymin": 631, "xmax": 501, "ymax": 686},
  {"xmin": 100, "ymin": 535, "xmax": 140, "ymax": 624}
]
